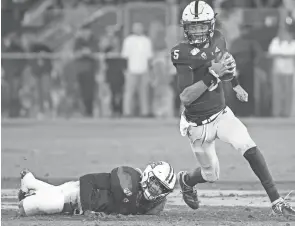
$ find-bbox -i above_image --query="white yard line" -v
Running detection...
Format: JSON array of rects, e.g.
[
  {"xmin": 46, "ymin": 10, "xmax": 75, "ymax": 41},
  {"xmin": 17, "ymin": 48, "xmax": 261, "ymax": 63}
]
[
  {"xmin": 2, "ymin": 189, "xmax": 295, "ymax": 210},
  {"xmin": 2, "ymin": 189, "xmax": 294, "ymax": 197}
]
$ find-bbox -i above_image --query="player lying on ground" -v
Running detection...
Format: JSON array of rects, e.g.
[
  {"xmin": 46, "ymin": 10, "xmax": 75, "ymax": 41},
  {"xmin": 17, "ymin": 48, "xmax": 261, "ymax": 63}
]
[
  {"xmin": 18, "ymin": 161, "xmax": 176, "ymax": 217},
  {"xmin": 171, "ymin": 0, "xmax": 295, "ymax": 219}
]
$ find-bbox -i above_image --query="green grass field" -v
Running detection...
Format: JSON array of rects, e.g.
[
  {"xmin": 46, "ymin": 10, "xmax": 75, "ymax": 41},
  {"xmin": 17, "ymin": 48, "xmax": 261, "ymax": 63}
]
[{"xmin": 1, "ymin": 118, "xmax": 295, "ymax": 225}]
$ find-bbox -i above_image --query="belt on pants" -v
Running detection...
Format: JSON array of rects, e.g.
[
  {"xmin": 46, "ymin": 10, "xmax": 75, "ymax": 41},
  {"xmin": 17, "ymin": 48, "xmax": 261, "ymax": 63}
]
[{"xmin": 190, "ymin": 108, "xmax": 226, "ymax": 126}]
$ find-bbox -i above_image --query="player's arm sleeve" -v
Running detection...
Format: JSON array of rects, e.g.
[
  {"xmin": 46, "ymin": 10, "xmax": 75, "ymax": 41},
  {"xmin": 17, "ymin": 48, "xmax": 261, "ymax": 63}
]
[
  {"xmin": 231, "ymin": 76, "xmax": 240, "ymax": 88},
  {"xmin": 79, "ymin": 173, "xmax": 111, "ymax": 211},
  {"xmin": 144, "ymin": 198, "xmax": 167, "ymax": 215},
  {"xmin": 180, "ymin": 78, "xmax": 210, "ymax": 106},
  {"xmin": 179, "ymin": 69, "xmax": 218, "ymax": 106},
  {"xmin": 170, "ymin": 47, "xmax": 194, "ymax": 92}
]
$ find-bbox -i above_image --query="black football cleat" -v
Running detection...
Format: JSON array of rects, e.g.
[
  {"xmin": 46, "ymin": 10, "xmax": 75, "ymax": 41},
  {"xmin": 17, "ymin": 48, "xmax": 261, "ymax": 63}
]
[
  {"xmin": 272, "ymin": 191, "xmax": 295, "ymax": 219},
  {"xmin": 177, "ymin": 171, "xmax": 200, "ymax": 210},
  {"xmin": 18, "ymin": 189, "xmax": 26, "ymax": 202}
]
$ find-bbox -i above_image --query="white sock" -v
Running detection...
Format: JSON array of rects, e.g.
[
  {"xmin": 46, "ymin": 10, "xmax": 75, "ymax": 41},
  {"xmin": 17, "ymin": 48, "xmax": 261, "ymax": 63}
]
[
  {"xmin": 21, "ymin": 172, "xmax": 54, "ymax": 192},
  {"xmin": 271, "ymin": 197, "xmax": 283, "ymax": 206}
]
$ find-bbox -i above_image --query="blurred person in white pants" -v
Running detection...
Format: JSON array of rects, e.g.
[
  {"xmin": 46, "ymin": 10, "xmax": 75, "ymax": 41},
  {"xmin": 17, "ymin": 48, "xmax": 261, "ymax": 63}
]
[
  {"xmin": 268, "ymin": 25, "xmax": 295, "ymax": 117},
  {"xmin": 121, "ymin": 23, "xmax": 153, "ymax": 117}
]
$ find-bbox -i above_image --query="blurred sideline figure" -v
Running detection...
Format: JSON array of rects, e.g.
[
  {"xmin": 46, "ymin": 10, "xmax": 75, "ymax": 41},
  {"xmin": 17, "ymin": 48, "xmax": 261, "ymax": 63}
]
[
  {"xmin": 121, "ymin": 22, "xmax": 153, "ymax": 117},
  {"xmin": 230, "ymin": 24, "xmax": 263, "ymax": 116},
  {"xmin": 151, "ymin": 50, "xmax": 175, "ymax": 118},
  {"xmin": 2, "ymin": 33, "xmax": 27, "ymax": 118},
  {"xmin": 29, "ymin": 41, "xmax": 53, "ymax": 118},
  {"xmin": 73, "ymin": 29, "xmax": 98, "ymax": 117},
  {"xmin": 105, "ymin": 53, "xmax": 127, "ymax": 117},
  {"xmin": 165, "ymin": 25, "xmax": 184, "ymax": 116},
  {"xmin": 18, "ymin": 161, "xmax": 176, "ymax": 216},
  {"xmin": 100, "ymin": 26, "xmax": 126, "ymax": 117},
  {"xmin": 99, "ymin": 26, "xmax": 120, "ymax": 54},
  {"xmin": 268, "ymin": 25, "xmax": 295, "ymax": 117}
]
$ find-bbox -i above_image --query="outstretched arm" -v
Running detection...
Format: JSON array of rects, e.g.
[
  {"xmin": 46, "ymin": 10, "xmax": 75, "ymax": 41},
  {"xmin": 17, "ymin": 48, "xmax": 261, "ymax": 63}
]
[
  {"xmin": 229, "ymin": 68, "xmax": 248, "ymax": 102},
  {"xmin": 233, "ymin": 84, "xmax": 248, "ymax": 102}
]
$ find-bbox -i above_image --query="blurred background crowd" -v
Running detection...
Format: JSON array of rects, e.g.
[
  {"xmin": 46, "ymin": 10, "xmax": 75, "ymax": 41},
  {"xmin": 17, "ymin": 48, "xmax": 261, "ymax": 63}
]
[{"xmin": 1, "ymin": 0, "xmax": 295, "ymax": 119}]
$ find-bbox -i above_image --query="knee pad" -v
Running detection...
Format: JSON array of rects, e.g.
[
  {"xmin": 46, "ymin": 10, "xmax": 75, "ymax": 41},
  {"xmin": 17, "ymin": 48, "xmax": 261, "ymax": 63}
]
[
  {"xmin": 231, "ymin": 130, "xmax": 256, "ymax": 155},
  {"xmin": 200, "ymin": 165, "xmax": 220, "ymax": 183},
  {"xmin": 237, "ymin": 138, "xmax": 256, "ymax": 155},
  {"xmin": 21, "ymin": 188, "xmax": 65, "ymax": 216}
]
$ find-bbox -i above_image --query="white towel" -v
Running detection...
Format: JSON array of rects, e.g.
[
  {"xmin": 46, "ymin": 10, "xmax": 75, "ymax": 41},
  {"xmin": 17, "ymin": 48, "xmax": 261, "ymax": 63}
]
[{"xmin": 179, "ymin": 112, "xmax": 198, "ymax": 136}]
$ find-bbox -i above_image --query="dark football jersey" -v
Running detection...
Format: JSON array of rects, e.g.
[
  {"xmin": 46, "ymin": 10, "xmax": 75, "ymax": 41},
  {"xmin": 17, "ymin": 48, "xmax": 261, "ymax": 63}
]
[
  {"xmin": 171, "ymin": 30, "xmax": 227, "ymax": 121},
  {"xmin": 79, "ymin": 166, "xmax": 166, "ymax": 215},
  {"xmin": 109, "ymin": 166, "xmax": 142, "ymax": 214}
]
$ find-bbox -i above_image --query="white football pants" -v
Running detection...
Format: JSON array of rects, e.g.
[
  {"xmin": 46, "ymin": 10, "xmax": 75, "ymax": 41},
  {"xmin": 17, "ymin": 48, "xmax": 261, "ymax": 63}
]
[
  {"xmin": 180, "ymin": 106, "xmax": 256, "ymax": 182},
  {"xmin": 19, "ymin": 172, "xmax": 80, "ymax": 216}
]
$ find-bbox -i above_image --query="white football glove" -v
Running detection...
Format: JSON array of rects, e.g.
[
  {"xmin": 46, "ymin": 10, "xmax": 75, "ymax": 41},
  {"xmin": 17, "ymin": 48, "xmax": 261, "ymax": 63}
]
[{"xmin": 210, "ymin": 52, "xmax": 236, "ymax": 77}]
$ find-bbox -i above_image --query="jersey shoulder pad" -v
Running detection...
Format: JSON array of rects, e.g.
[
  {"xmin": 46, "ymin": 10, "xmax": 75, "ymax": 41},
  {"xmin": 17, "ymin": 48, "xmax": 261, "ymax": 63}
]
[{"xmin": 171, "ymin": 41, "xmax": 186, "ymax": 51}]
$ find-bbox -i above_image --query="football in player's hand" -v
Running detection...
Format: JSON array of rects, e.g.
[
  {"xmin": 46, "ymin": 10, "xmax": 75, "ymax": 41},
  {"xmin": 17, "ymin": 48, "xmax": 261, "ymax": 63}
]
[{"xmin": 215, "ymin": 52, "xmax": 236, "ymax": 82}]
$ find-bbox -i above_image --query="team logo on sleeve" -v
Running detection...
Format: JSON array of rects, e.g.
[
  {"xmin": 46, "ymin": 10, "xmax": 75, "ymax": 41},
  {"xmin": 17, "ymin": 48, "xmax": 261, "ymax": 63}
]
[
  {"xmin": 190, "ymin": 48, "xmax": 200, "ymax": 56},
  {"xmin": 201, "ymin": 52, "xmax": 207, "ymax": 60},
  {"xmin": 124, "ymin": 188, "xmax": 132, "ymax": 196},
  {"xmin": 123, "ymin": 198, "xmax": 129, "ymax": 203}
]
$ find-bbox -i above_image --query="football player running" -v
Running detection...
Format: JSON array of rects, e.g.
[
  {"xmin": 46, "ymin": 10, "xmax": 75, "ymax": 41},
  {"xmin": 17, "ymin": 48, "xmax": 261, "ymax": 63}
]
[
  {"xmin": 18, "ymin": 161, "xmax": 176, "ymax": 217},
  {"xmin": 171, "ymin": 0, "xmax": 295, "ymax": 219}
]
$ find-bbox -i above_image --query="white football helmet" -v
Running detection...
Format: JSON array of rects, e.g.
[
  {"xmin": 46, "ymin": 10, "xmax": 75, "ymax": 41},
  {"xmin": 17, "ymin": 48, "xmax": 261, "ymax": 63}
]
[
  {"xmin": 181, "ymin": 0, "xmax": 216, "ymax": 45},
  {"xmin": 140, "ymin": 161, "xmax": 176, "ymax": 201}
]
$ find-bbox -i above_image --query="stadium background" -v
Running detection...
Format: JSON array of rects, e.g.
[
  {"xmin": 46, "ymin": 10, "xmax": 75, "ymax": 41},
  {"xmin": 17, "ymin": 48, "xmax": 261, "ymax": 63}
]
[
  {"xmin": 2, "ymin": 0, "xmax": 295, "ymax": 118},
  {"xmin": 1, "ymin": 0, "xmax": 295, "ymax": 225}
]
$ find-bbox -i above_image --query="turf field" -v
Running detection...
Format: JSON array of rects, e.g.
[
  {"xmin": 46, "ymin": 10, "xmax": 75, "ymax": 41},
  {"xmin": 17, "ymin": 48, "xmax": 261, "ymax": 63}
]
[{"xmin": 1, "ymin": 118, "xmax": 295, "ymax": 225}]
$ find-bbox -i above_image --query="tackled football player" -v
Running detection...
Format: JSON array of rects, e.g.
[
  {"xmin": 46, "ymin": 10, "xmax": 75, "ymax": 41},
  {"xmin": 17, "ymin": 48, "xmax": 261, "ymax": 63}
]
[
  {"xmin": 171, "ymin": 0, "xmax": 295, "ymax": 219},
  {"xmin": 18, "ymin": 161, "xmax": 176, "ymax": 217}
]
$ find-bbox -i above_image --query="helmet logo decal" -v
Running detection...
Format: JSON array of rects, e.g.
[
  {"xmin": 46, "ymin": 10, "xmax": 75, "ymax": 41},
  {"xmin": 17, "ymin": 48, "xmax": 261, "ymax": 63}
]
[{"xmin": 150, "ymin": 161, "xmax": 163, "ymax": 169}]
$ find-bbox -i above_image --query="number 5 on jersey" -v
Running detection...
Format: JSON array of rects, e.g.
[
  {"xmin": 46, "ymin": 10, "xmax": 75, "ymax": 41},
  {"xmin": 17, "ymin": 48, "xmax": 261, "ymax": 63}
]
[{"xmin": 173, "ymin": 50, "xmax": 179, "ymax": 59}]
